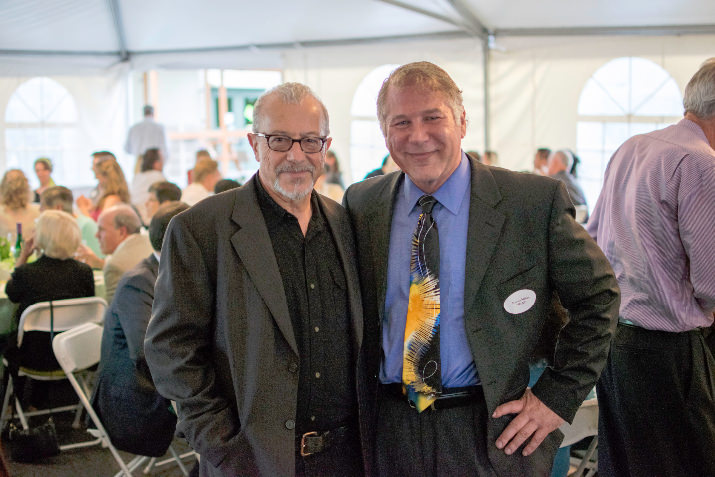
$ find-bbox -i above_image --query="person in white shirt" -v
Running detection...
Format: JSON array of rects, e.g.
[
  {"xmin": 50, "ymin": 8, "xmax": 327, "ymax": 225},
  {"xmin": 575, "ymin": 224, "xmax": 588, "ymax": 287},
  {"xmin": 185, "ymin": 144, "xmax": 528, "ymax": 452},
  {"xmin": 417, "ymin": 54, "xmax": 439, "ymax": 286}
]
[
  {"xmin": 181, "ymin": 159, "xmax": 221, "ymax": 206},
  {"xmin": 125, "ymin": 105, "xmax": 169, "ymax": 172}
]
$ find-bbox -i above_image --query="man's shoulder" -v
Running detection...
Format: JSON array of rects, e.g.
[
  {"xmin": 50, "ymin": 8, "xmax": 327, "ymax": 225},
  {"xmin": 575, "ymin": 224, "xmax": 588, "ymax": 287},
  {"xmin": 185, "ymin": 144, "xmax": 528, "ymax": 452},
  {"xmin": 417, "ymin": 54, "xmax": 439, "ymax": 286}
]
[
  {"xmin": 116, "ymin": 256, "xmax": 156, "ymax": 292},
  {"xmin": 345, "ymin": 172, "xmax": 400, "ymax": 208},
  {"xmin": 486, "ymin": 166, "xmax": 558, "ymax": 198},
  {"xmin": 635, "ymin": 120, "xmax": 711, "ymax": 156},
  {"xmin": 174, "ymin": 185, "xmax": 245, "ymax": 233},
  {"xmin": 110, "ymin": 234, "xmax": 152, "ymax": 265},
  {"xmin": 614, "ymin": 121, "xmax": 714, "ymax": 174},
  {"xmin": 316, "ymin": 191, "xmax": 346, "ymax": 215}
]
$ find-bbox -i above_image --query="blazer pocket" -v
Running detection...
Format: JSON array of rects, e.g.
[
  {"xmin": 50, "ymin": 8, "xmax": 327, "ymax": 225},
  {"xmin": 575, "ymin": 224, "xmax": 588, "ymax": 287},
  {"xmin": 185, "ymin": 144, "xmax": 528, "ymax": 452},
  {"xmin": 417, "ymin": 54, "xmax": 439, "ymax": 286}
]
[{"xmin": 497, "ymin": 265, "xmax": 540, "ymax": 314}]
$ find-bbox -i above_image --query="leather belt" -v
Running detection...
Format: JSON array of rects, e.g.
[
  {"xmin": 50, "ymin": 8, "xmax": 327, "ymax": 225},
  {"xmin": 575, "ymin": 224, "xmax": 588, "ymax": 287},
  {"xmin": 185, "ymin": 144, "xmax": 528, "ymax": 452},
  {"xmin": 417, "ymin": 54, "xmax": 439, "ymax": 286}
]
[
  {"xmin": 297, "ymin": 425, "xmax": 352, "ymax": 457},
  {"xmin": 380, "ymin": 383, "xmax": 483, "ymax": 410}
]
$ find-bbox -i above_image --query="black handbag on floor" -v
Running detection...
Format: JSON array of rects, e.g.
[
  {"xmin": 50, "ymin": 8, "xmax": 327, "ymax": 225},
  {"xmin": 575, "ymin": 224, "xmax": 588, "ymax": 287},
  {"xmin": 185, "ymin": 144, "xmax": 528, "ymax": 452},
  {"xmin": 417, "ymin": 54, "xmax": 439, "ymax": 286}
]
[
  {"xmin": 2, "ymin": 417, "xmax": 60, "ymax": 462},
  {"xmin": 1, "ymin": 301, "xmax": 61, "ymax": 462}
]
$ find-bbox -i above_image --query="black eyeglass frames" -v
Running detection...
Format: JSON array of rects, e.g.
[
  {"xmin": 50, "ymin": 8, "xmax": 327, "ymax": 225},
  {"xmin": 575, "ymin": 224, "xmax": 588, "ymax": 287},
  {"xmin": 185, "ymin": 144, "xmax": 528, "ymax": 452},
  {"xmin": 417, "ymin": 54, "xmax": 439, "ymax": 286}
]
[{"xmin": 253, "ymin": 133, "xmax": 327, "ymax": 153}]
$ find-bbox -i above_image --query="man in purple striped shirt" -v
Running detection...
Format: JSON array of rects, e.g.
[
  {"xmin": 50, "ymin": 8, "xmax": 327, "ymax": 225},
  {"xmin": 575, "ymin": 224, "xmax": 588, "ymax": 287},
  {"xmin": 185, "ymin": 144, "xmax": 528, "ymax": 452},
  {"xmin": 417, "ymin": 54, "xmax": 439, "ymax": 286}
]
[{"xmin": 587, "ymin": 58, "xmax": 715, "ymax": 477}]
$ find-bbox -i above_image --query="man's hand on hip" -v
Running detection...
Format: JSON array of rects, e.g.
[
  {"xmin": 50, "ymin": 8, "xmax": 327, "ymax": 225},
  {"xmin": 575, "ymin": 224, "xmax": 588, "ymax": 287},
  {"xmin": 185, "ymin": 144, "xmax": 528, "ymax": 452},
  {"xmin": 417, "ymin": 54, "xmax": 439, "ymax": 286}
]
[{"xmin": 492, "ymin": 387, "xmax": 564, "ymax": 456}]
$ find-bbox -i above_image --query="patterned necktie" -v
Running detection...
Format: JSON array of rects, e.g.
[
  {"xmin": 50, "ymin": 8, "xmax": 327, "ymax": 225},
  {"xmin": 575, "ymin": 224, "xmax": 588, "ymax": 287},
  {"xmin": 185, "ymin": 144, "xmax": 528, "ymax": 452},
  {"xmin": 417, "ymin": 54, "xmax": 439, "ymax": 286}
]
[{"xmin": 402, "ymin": 194, "xmax": 442, "ymax": 412}]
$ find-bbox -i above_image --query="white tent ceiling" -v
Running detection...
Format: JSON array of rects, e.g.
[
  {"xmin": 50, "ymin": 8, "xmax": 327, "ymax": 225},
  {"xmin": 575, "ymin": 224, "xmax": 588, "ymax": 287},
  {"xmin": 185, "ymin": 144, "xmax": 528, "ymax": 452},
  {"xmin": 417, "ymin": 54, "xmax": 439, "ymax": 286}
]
[{"xmin": 1, "ymin": 0, "xmax": 714, "ymax": 72}]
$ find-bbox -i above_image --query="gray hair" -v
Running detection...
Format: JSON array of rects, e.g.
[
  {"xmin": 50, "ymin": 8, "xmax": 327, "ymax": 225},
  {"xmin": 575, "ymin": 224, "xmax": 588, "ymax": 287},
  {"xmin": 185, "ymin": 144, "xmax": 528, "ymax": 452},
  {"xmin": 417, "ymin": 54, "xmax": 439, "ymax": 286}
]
[
  {"xmin": 106, "ymin": 204, "xmax": 142, "ymax": 235},
  {"xmin": 683, "ymin": 57, "xmax": 715, "ymax": 119},
  {"xmin": 377, "ymin": 61, "xmax": 464, "ymax": 136},
  {"xmin": 552, "ymin": 150, "xmax": 574, "ymax": 170},
  {"xmin": 35, "ymin": 210, "xmax": 81, "ymax": 260},
  {"xmin": 252, "ymin": 82, "xmax": 330, "ymax": 136}
]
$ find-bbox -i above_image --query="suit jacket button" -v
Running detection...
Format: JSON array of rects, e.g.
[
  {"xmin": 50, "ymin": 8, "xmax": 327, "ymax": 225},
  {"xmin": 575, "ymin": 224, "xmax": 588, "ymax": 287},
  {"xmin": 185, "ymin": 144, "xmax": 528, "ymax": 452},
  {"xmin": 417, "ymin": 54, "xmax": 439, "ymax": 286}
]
[
  {"xmin": 285, "ymin": 420, "xmax": 295, "ymax": 430},
  {"xmin": 288, "ymin": 362, "xmax": 298, "ymax": 373}
]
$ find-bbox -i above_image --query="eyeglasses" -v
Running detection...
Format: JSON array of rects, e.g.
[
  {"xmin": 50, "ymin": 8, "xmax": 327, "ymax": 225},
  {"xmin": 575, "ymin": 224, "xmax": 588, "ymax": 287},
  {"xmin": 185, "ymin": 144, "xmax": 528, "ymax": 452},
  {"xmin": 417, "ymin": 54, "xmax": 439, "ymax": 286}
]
[{"xmin": 254, "ymin": 133, "xmax": 327, "ymax": 153}]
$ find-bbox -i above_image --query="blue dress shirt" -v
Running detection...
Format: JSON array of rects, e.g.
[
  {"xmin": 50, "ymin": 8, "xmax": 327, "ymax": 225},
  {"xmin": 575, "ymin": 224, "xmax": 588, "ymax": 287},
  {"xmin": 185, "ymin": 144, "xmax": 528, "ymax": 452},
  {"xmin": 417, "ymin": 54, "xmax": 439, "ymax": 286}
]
[{"xmin": 380, "ymin": 152, "xmax": 480, "ymax": 387}]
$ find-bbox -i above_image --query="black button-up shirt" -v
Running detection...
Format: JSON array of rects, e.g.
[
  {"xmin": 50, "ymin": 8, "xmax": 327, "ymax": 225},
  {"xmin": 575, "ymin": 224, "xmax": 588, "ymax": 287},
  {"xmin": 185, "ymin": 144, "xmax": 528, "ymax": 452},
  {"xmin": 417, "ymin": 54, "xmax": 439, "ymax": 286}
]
[{"xmin": 255, "ymin": 177, "xmax": 355, "ymax": 434}]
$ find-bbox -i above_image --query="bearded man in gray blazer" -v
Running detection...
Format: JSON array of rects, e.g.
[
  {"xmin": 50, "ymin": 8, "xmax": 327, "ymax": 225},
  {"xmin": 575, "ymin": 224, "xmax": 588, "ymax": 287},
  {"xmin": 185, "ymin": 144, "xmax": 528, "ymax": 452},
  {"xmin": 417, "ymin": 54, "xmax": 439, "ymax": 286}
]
[
  {"xmin": 145, "ymin": 83, "xmax": 370, "ymax": 476},
  {"xmin": 343, "ymin": 62, "xmax": 620, "ymax": 476}
]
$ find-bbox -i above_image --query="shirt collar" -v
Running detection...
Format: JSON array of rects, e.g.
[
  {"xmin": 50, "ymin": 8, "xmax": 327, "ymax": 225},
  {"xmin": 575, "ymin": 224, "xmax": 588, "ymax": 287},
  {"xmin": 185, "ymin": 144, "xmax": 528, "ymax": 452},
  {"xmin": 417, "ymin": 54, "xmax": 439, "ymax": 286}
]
[
  {"xmin": 403, "ymin": 151, "xmax": 470, "ymax": 215},
  {"xmin": 680, "ymin": 117, "xmax": 711, "ymax": 146}
]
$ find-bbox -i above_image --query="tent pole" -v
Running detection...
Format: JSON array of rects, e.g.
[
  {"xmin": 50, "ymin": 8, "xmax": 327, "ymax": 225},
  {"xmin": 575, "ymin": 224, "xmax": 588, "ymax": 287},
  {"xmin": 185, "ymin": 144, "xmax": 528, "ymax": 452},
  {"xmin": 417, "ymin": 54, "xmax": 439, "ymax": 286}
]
[{"xmin": 483, "ymin": 37, "xmax": 490, "ymax": 151}]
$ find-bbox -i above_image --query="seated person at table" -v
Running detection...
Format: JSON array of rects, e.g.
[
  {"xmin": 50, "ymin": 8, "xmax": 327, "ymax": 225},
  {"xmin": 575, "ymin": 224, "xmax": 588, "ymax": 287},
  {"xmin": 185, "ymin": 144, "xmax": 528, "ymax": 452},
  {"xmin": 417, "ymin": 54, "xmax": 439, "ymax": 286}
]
[
  {"xmin": 213, "ymin": 178, "xmax": 241, "ymax": 194},
  {"xmin": 40, "ymin": 185, "xmax": 104, "ymax": 259},
  {"xmin": 145, "ymin": 180, "xmax": 181, "ymax": 220},
  {"xmin": 91, "ymin": 201, "xmax": 188, "ymax": 457},
  {"xmin": 4, "ymin": 210, "xmax": 94, "ymax": 406},
  {"xmin": 75, "ymin": 205, "xmax": 153, "ymax": 304},
  {"xmin": 77, "ymin": 159, "xmax": 131, "ymax": 222},
  {"xmin": 130, "ymin": 148, "xmax": 166, "ymax": 224},
  {"xmin": 0, "ymin": 169, "xmax": 40, "ymax": 243}
]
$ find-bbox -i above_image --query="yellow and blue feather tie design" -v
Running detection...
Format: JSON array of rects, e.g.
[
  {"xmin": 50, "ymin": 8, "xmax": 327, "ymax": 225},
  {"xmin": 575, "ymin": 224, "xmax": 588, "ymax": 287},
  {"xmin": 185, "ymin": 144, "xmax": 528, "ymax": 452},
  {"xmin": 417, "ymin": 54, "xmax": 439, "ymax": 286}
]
[{"xmin": 402, "ymin": 195, "xmax": 442, "ymax": 412}]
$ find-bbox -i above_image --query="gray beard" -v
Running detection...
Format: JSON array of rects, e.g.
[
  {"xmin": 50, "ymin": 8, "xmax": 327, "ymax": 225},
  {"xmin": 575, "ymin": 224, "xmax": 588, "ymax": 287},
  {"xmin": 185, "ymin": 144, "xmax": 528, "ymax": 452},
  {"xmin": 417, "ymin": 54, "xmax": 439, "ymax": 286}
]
[
  {"xmin": 272, "ymin": 163, "xmax": 315, "ymax": 201},
  {"xmin": 273, "ymin": 177, "xmax": 313, "ymax": 201}
]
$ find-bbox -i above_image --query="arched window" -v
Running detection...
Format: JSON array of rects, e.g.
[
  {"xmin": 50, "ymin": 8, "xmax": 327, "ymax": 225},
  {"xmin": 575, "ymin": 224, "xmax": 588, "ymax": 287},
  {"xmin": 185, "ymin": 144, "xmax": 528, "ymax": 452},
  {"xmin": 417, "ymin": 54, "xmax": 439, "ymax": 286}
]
[
  {"xmin": 349, "ymin": 64, "xmax": 398, "ymax": 184},
  {"xmin": 576, "ymin": 57, "xmax": 682, "ymax": 210},
  {"xmin": 4, "ymin": 77, "xmax": 80, "ymax": 187}
]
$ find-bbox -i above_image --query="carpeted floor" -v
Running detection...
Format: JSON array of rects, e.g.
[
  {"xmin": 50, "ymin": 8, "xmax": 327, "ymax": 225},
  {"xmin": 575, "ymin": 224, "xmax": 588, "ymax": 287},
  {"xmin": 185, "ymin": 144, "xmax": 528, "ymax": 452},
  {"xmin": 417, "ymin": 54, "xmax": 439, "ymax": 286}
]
[
  {"xmin": 2, "ymin": 381, "xmax": 197, "ymax": 477},
  {"xmin": 3, "ymin": 412, "xmax": 196, "ymax": 476}
]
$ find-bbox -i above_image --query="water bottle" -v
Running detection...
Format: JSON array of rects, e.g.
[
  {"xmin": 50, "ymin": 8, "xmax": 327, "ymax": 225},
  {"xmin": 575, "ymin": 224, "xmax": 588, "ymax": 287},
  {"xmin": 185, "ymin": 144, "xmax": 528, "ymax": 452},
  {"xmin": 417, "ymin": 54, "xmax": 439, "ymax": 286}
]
[{"xmin": 13, "ymin": 222, "xmax": 23, "ymax": 259}]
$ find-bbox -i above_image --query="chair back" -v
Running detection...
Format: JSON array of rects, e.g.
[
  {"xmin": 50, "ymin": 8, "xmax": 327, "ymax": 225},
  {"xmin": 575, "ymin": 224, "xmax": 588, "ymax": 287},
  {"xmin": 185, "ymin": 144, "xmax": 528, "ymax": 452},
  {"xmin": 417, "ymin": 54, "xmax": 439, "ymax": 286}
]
[
  {"xmin": 560, "ymin": 397, "xmax": 599, "ymax": 447},
  {"xmin": 574, "ymin": 205, "xmax": 589, "ymax": 224},
  {"xmin": 52, "ymin": 322, "xmax": 103, "ymax": 374},
  {"xmin": 17, "ymin": 297, "xmax": 107, "ymax": 348}
]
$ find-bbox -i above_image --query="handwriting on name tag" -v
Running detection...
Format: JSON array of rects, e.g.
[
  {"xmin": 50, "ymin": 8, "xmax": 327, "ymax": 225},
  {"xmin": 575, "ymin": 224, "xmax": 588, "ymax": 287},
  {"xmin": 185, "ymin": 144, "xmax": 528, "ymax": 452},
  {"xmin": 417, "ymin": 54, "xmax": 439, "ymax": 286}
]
[{"xmin": 503, "ymin": 289, "xmax": 536, "ymax": 314}]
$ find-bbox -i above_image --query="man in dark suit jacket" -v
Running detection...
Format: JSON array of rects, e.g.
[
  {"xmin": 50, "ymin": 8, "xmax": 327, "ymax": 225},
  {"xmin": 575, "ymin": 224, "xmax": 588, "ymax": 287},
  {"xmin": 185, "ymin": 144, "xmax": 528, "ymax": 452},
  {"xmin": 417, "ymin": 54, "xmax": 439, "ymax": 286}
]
[
  {"xmin": 145, "ymin": 83, "xmax": 369, "ymax": 477},
  {"xmin": 92, "ymin": 201, "xmax": 189, "ymax": 457},
  {"xmin": 343, "ymin": 62, "xmax": 620, "ymax": 476}
]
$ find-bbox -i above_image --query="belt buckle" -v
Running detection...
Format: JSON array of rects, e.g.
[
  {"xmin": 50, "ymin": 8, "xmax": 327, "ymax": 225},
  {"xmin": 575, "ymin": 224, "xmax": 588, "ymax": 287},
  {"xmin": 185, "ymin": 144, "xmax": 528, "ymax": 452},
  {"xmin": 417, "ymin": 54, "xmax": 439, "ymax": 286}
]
[{"xmin": 300, "ymin": 431, "xmax": 319, "ymax": 457}]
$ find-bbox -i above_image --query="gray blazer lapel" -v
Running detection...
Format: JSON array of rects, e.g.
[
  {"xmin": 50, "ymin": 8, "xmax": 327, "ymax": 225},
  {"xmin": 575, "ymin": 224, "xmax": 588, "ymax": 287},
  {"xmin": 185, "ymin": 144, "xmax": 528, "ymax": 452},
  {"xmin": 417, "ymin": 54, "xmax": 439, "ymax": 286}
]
[
  {"xmin": 368, "ymin": 173, "xmax": 402, "ymax": 324},
  {"xmin": 319, "ymin": 195, "xmax": 364, "ymax": 356},
  {"xmin": 229, "ymin": 179, "xmax": 298, "ymax": 356},
  {"xmin": 464, "ymin": 158, "xmax": 506, "ymax": 314}
]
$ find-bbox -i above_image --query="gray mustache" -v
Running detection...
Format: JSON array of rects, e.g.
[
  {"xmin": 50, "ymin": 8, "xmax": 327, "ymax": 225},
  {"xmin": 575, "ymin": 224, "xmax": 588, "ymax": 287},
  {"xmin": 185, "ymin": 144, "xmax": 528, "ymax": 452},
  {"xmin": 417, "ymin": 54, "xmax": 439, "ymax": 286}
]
[{"xmin": 276, "ymin": 164, "xmax": 315, "ymax": 174}]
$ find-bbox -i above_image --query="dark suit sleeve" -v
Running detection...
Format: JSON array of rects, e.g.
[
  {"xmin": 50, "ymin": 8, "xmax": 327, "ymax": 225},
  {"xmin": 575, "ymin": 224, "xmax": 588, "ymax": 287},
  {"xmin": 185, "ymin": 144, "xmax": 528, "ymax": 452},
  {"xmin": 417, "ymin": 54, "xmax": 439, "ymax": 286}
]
[
  {"xmin": 144, "ymin": 216, "xmax": 240, "ymax": 467},
  {"xmin": 531, "ymin": 182, "xmax": 619, "ymax": 422}
]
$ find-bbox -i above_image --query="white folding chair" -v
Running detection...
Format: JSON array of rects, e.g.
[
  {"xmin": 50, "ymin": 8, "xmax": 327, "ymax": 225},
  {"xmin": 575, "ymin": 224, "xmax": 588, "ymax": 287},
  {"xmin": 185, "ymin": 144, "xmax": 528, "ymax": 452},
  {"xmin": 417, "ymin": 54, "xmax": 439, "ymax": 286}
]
[
  {"xmin": 52, "ymin": 322, "xmax": 134, "ymax": 475},
  {"xmin": 0, "ymin": 296, "xmax": 108, "ymax": 430},
  {"xmin": 53, "ymin": 322, "xmax": 190, "ymax": 477},
  {"xmin": 560, "ymin": 397, "xmax": 599, "ymax": 477},
  {"xmin": 140, "ymin": 400, "xmax": 198, "ymax": 475},
  {"xmin": 574, "ymin": 205, "xmax": 589, "ymax": 224}
]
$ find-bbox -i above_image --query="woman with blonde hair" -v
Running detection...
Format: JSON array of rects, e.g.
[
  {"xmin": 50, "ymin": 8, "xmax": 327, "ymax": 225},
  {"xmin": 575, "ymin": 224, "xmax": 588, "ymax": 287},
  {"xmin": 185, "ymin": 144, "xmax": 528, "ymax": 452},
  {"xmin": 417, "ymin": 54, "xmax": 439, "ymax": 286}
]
[
  {"xmin": 5, "ymin": 210, "xmax": 94, "ymax": 407},
  {"xmin": 0, "ymin": 169, "xmax": 40, "ymax": 242},
  {"xmin": 77, "ymin": 159, "xmax": 131, "ymax": 221}
]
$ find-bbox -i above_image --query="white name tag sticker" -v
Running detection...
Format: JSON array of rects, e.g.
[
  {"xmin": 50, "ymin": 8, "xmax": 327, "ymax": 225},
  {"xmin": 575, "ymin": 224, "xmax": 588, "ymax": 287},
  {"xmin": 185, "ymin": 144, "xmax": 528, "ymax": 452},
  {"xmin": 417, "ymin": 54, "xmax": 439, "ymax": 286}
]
[{"xmin": 504, "ymin": 289, "xmax": 537, "ymax": 314}]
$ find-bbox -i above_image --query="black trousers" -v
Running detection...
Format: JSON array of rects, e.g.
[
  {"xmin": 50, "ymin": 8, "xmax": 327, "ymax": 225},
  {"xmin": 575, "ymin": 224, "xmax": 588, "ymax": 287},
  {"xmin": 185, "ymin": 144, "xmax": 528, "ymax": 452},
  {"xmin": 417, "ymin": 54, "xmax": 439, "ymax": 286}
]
[
  {"xmin": 375, "ymin": 389, "xmax": 498, "ymax": 477},
  {"xmin": 597, "ymin": 323, "xmax": 715, "ymax": 477}
]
